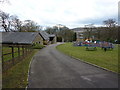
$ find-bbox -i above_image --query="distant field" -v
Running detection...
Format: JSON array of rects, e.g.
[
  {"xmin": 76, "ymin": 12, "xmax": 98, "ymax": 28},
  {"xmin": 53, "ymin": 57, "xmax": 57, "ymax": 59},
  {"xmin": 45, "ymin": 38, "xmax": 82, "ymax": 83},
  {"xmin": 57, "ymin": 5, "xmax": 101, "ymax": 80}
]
[
  {"xmin": 2, "ymin": 47, "xmax": 23, "ymax": 61},
  {"xmin": 56, "ymin": 43, "xmax": 118, "ymax": 73}
]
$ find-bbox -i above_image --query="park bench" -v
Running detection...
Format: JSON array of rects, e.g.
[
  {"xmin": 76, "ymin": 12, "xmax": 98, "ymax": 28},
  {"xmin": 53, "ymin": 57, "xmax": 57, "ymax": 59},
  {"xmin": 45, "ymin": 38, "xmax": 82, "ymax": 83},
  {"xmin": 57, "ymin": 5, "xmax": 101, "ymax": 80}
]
[
  {"xmin": 86, "ymin": 44, "xmax": 97, "ymax": 51},
  {"xmin": 86, "ymin": 46, "xmax": 97, "ymax": 51},
  {"xmin": 101, "ymin": 42, "xmax": 114, "ymax": 51}
]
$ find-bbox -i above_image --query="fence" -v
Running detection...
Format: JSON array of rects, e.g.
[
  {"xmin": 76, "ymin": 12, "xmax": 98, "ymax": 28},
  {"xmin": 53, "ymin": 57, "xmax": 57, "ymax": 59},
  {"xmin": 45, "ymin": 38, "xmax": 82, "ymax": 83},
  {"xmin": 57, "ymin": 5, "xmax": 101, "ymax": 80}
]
[{"xmin": 2, "ymin": 44, "xmax": 32, "ymax": 72}]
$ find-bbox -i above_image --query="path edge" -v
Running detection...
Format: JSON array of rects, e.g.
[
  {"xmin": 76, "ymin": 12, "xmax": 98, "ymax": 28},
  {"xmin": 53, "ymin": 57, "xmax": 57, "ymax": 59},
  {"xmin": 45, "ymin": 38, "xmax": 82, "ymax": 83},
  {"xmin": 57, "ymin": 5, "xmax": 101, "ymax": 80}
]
[
  {"xmin": 25, "ymin": 55, "xmax": 35, "ymax": 89},
  {"xmin": 56, "ymin": 46, "xmax": 118, "ymax": 75}
]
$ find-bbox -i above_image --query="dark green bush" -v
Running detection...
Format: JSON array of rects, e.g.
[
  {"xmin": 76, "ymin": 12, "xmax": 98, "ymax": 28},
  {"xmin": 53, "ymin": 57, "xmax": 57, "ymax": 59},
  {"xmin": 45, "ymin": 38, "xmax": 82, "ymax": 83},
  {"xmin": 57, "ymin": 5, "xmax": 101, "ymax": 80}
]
[{"xmin": 32, "ymin": 43, "xmax": 45, "ymax": 49}]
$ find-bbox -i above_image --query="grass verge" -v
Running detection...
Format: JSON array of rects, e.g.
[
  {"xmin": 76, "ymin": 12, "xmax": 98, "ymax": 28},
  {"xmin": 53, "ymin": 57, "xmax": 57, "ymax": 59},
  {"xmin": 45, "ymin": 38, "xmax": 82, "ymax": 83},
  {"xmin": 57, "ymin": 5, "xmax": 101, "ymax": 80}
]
[
  {"xmin": 56, "ymin": 43, "xmax": 118, "ymax": 73},
  {"xmin": 2, "ymin": 49, "xmax": 38, "ymax": 88}
]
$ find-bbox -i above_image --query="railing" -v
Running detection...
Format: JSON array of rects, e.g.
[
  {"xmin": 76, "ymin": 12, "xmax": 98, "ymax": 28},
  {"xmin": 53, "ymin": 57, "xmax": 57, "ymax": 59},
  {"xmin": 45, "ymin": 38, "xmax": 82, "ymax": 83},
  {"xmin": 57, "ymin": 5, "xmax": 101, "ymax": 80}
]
[{"xmin": 2, "ymin": 44, "xmax": 32, "ymax": 72}]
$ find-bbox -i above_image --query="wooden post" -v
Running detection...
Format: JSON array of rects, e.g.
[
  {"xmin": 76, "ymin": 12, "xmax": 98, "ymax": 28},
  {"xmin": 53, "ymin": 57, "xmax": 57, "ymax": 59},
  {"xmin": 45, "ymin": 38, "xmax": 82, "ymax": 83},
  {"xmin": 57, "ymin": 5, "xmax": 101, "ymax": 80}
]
[
  {"xmin": 11, "ymin": 46, "xmax": 14, "ymax": 65},
  {"xmin": 27, "ymin": 46, "xmax": 28, "ymax": 54},
  {"xmin": 26, "ymin": 47, "xmax": 28, "ymax": 54},
  {"xmin": 2, "ymin": 47, "xmax": 4, "ymax": 71},
  {"xmin": 22, "ymin": 46, "xmax": 24, "ymax": 57},
  {"xmin": 18, "ymin": 46, "xmax": 20, "ymax": 57},
  {"xmin": 28, "ymin": 46, "xmax": 30, "ymax": 52},
  {"xmin": 30, "ymin": 46, "xmax": 32, "ymax": 52},
  {"xmin": 25, "ymin": 46, "xmax": 27, "ymax": 55}
]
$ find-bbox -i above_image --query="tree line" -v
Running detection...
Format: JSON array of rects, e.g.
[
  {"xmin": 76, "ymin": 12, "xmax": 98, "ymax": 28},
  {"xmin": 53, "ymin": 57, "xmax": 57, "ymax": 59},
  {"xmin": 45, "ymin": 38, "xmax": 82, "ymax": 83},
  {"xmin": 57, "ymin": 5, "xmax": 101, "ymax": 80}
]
[
  {"xmin": 0, "ymin": 11, "xmax": 42, "ymax": 32},
  {"xmin": 83, "ymin": 19, "xmax": 119, "ymax": 43},
  {"xmin": 0, "ymin": 11, "xmax": 76, "ymax": 42},
  {"xmin": 45, "ymin": 24, "xmax": 76, "ymax": 42}
]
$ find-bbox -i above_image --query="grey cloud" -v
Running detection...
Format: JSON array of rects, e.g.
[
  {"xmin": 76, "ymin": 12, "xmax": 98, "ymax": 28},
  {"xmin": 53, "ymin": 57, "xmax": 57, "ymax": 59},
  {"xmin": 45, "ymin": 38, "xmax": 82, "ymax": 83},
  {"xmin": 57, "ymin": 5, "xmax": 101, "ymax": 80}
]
[{"xmin": 75, "ymin": 15, "xmax": 118, "ymax": 26}]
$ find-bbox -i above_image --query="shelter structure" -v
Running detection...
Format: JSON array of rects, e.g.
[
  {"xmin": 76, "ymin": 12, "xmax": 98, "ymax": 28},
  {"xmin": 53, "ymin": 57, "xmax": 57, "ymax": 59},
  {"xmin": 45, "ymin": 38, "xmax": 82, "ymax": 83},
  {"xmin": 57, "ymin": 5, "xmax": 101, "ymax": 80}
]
[
  {"xmin": 39, "ymin": 31, "xmax": 56, "ymax": 45},
  {"xmin": 2, "ymin": 32, "xmax": 43, "ymax": 45}
]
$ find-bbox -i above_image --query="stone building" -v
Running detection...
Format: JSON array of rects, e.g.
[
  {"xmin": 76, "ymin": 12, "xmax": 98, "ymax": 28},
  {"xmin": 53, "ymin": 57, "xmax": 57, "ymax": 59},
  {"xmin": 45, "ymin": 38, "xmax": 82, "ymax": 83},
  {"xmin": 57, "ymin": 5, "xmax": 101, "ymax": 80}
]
[{"xmin": 71, "ymin": 27, "xmax": 84, "ymax": 42}]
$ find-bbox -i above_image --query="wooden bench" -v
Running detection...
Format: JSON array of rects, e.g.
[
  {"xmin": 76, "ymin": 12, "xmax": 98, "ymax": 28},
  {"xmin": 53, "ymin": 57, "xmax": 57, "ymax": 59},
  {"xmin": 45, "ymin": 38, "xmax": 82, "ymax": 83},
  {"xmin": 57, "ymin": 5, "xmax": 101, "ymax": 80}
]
[{"xmin": 86, "ymin": 46, "xmax": 97, "ymax": 51}]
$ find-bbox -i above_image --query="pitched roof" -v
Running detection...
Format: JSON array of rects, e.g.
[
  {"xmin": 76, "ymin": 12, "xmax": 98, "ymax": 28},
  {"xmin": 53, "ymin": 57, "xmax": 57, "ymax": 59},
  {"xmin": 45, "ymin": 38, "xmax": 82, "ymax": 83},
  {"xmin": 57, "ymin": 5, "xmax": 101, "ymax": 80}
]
[
  {"xmin": 39, "ymin": 31, "xmax": 49, "ymax": 40},
  {"xmin": 1, "ymin": 31, "xmax": 56, "ymax": 44},
  {"xmin": 2, "ymin": 32, "xmax": 38, "ymax": 44},
  {"xmin": 49, "ymin": 34, "xmax": 55, "ymax": 37}
]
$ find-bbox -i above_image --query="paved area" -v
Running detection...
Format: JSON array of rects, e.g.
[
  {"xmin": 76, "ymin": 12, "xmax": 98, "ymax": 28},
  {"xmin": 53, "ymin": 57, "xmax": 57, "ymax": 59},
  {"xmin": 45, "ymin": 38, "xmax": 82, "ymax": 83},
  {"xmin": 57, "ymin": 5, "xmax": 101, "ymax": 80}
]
[{"xmin": 28, "ymin": 43, "xmax": 118, "ymax": 88}]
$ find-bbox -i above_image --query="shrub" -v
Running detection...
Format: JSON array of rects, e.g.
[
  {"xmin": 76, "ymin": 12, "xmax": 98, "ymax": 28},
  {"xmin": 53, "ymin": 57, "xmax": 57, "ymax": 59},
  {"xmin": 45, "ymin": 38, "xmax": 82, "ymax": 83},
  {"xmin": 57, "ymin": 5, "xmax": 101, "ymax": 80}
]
[
  {"xmin": 43, "ymin": 41, "xmax": 48, "ymax": 45},
  {"xmin": 32, "ymin": 43, "xmax": 45, "ymax": 49}
]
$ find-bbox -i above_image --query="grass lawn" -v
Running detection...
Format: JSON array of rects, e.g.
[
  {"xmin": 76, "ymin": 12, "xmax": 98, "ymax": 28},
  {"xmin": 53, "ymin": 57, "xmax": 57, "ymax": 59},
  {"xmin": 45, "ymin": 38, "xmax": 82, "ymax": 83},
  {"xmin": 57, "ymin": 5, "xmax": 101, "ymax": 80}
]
[
  {"xmin": 2, "ymin": 49, "xmax": 38, "ymax": 88},
  {"xmin": 56, "ymin": 43, "xmax": 118, "ymax": 73}
]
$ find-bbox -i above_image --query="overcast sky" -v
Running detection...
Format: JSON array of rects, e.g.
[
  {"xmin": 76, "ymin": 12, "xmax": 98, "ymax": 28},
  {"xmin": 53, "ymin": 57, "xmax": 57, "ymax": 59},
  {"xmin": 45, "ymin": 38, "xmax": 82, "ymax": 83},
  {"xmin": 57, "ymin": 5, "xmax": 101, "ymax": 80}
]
[{"xmin": 0, "ymin": 0, "xmax": 119, "ymax": 29}]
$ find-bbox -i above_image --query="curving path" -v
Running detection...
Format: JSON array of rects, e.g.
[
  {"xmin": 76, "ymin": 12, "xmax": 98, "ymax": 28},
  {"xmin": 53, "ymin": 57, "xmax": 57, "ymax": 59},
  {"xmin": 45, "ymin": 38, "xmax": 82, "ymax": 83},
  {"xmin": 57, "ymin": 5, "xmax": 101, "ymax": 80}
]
[{"xmin": 28, "ymin": 43, "xmax": 118, "ymax": 88}]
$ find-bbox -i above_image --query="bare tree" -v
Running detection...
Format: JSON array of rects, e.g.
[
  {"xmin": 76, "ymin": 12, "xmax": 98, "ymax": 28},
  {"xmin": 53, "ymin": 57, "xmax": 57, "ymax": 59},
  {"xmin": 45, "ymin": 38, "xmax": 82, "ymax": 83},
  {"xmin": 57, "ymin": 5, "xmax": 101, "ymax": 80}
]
[
  {"xmin": 38, "ymin": 25, "xmax": 43, "ymax": 31},
  {"xmin": 10, "ymin": 15, "xmax": 22, "ymax": 31},
  {"xmin": 0, "ymin": 11, "xmax": 10, "ymax": 32},
  {"xmin": 0, "ymin": 11, "xmax": 42, "ymax": 32},
  {"xmin": 21, "ymin": 20, "xmax": 39, "ymax": 32},
  {"xmin": 45, "ymin": 25, "xmax": 75, "ymax": 42},
  {"xmin": 45, "ymin": 27, "xmax": 53, "ymax": 34},
  {"xmin": 103, "ymin": 19, "xmax": 117, "ymax": 27},
  {"xmin": 0, "ymin": 0, "xmax": 10, "ymax": 4},
  {"xmin": 84, "ymin": 24, "xmax": 95, "ymax": 39},
  {"xmin": 103, "ymin": 19, "xmax": 117, "ymax": 42}
]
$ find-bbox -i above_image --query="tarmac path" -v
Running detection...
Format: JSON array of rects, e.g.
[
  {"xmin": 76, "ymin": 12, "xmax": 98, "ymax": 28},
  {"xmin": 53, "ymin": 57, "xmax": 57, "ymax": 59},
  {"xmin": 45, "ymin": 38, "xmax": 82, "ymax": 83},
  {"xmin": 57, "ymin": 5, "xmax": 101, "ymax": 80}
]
[{"xmin": 28, "ymin": 43, "xmax": 118, "ymax": 88}]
